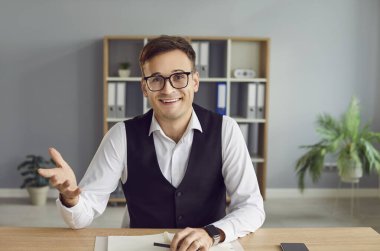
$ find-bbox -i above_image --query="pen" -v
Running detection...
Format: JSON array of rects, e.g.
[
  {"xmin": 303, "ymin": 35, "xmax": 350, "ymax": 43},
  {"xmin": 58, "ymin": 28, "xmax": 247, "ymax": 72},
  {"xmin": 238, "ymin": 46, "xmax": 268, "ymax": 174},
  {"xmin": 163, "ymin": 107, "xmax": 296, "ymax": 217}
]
[{"xmin": 154, "ymin": 242, "xmax": 171, "ymax": 248}]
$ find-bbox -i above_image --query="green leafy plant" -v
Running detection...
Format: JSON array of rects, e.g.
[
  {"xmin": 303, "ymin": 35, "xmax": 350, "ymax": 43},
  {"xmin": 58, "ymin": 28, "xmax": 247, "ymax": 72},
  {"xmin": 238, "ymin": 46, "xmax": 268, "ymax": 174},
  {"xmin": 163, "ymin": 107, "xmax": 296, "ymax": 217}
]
[
  {"xmin": 17, "ymin": 155, "xmax": 54, "ymax": 188},
  {"xmin": 119, "ymin": 62, "xmax": 130, "ymax": 69},
  {"xmin": 295, "ymin": 97, "xmax": 380, "ymax": 191}
]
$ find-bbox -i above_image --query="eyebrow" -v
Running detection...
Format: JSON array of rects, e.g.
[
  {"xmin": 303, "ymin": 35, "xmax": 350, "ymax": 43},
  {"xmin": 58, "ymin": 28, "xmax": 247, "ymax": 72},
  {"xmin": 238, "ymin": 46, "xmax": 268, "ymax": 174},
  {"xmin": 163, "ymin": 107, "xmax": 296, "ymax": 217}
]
[{"xmin": 149, "ymin": 69, "xmax": 186, "ymax": 76}]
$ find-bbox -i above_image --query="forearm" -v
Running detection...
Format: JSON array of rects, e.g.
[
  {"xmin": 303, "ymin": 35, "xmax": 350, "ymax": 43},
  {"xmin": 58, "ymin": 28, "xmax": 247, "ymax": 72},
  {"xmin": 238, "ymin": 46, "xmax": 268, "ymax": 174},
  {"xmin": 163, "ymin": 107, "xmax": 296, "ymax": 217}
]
[
  {"xmin": 213, "ymin": 198, "xmax": 265, "ymax": 243},
  {"xmin": 55, "ymin": 122, "xmax": 126, "ymax": 229},
  {"xmin": 219, "ymin": 117, "xmax": 266, "ymax": 242}
]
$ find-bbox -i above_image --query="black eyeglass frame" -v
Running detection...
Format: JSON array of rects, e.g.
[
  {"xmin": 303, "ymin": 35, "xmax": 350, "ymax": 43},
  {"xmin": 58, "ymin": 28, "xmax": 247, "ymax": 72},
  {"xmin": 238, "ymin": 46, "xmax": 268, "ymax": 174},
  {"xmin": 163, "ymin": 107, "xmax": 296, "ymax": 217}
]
[{"xmin": 143, "ymin": 71, "xmax": 193, "ymax": 92}]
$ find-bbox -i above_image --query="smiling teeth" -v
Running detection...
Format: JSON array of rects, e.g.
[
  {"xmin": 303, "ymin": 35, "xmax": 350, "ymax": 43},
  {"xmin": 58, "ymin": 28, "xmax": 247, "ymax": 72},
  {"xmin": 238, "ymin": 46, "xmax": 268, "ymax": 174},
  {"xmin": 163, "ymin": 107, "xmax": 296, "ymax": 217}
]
[{"xmin": 162, "ymin": 98, "xmax": 179, "ymax": 103}]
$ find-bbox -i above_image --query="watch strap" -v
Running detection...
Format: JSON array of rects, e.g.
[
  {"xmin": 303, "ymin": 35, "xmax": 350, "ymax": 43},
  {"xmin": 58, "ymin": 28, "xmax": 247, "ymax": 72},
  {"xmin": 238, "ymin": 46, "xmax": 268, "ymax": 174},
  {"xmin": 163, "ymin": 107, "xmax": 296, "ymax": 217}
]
[{"xmin": 203, "ymin": 225, "xmax": 221, "ymax": 246}]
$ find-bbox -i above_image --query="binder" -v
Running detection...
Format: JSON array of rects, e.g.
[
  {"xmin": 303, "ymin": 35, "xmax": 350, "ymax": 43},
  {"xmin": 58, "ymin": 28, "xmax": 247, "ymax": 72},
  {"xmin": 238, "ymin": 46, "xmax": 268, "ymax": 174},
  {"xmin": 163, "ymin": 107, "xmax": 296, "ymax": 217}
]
[
  {"xmin": 257, "ymin": 83, "xmax": 265, "ymax": 118},
  {"xmin": 216, "ymin": 82, "xmax": 226, "ymax": 115},
  {"xmin": 199, "ymin": 42, "xmax": 209, "ymax": 78},
  {"xmin": 249, "ymin": 123, "xmax": 259, "ymax": 156},
  {"xmin": 116, "ymin": 82, "xmax": 126, "ymax": 118},
  {"xmin": 241, "ymin": 83, "xmax": 257, "ymax": 118},
  {"xmin": 191, "ymin": 42, "xmax": 200, "ymax": 73},
  {"xmin": 238, "ymin": 123, "xmax": 249, "ymax": 145},
  {"xmin": 107, "ymin": 82, "xmax": 116, "ymax": 118}
]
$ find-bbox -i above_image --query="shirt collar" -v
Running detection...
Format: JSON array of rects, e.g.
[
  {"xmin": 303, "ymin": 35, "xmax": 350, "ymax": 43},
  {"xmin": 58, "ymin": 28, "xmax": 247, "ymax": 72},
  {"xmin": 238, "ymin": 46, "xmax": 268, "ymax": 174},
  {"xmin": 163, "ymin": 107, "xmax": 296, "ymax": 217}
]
[{"xmin": 148, "ymin": 108, "xmax": 203, "ymax": 136}]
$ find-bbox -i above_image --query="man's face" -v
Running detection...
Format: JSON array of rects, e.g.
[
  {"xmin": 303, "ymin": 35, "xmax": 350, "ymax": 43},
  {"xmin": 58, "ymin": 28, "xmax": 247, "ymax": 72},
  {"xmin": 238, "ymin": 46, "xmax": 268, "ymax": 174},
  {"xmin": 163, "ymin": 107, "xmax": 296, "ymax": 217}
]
[{"xmin": 141, "ymin": 49, "xmax": 199, "ymax": 123}]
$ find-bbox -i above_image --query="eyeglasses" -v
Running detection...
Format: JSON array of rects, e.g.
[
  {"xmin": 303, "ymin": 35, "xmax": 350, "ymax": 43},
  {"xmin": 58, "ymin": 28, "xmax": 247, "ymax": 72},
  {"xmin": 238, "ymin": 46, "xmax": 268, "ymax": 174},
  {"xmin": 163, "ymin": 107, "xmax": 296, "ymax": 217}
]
[{"xmin": 144, "ymin": 71, "xmax": 192, "ymax": 92}]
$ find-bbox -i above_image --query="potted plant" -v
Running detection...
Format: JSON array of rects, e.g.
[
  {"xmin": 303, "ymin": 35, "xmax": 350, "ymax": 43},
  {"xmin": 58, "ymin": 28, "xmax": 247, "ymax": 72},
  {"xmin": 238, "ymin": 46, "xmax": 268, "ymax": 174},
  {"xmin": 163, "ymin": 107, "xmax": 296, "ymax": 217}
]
[
  {"xmin": 295, "ymin": 97, "xmax": 380, "ymax": 191},
  {"xmin": 17, "ymin": 155, "xmax": 54, "ymax": 205},
  {"xmin": 118, "ymin": 61, "xmax": 131, "ymax": 77}
]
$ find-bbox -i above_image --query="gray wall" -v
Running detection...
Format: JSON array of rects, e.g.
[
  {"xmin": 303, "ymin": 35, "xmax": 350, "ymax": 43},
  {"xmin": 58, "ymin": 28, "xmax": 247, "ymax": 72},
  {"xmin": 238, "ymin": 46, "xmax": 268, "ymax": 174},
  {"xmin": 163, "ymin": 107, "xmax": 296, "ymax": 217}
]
[{"xmin": 1, "ymin": 0, "xmax": 379, "ymax": 189}]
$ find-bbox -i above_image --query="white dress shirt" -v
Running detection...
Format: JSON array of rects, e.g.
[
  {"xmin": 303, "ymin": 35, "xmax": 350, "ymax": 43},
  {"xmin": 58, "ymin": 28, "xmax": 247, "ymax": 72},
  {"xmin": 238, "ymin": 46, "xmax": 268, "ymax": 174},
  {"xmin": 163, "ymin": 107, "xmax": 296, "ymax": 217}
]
[{"xmin": 56, "ymin": 109, "xmax": 265, "ymax": 243}]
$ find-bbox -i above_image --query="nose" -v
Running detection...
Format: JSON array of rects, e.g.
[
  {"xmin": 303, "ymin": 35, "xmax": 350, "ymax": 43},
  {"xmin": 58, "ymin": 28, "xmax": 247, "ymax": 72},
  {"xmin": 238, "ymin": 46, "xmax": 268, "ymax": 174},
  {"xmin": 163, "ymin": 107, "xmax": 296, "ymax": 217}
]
[{"xmin": 160, "ymin": 78, "xmax": 176, "ymax": 94}]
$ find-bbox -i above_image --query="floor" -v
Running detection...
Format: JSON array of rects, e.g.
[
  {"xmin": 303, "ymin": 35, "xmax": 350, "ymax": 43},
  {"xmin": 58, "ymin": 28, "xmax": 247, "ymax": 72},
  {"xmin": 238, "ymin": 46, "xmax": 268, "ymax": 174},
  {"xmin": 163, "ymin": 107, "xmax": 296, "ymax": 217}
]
[{"xmin": 1, "ymin": 197, "xmax": 380, "ymax": 234}]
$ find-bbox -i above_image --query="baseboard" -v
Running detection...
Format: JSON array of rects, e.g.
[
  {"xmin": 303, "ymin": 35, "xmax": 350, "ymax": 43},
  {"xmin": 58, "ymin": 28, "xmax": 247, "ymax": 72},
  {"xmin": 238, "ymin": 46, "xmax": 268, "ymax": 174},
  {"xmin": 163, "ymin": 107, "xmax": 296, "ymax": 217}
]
[
  {"xmin": 266, "ymin": 188, "xmax": 380, "ymax": 199},
  {"xmin": 0, "ymin": 188, "xmax": 378, "ymax": 199},
  {"xmin": 0, "ymin": 188, "xmax": 59, "ymax": 198}
]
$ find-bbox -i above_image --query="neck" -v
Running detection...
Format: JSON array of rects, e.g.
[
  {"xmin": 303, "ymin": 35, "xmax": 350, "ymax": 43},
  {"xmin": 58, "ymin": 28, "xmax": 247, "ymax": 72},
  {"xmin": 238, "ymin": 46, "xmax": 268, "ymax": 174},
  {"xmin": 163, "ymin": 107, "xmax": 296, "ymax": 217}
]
[{"xmin": 155, "ymin": 109, "xmax": 192, "ymax": 143}]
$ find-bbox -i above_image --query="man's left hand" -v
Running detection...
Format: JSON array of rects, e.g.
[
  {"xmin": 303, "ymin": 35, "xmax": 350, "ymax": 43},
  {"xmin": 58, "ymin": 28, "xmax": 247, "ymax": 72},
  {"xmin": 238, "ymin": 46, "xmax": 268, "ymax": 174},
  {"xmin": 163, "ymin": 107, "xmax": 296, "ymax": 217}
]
[{"xmin": 170, "ymin": 227, "xmax": 213, "ymax": 251}]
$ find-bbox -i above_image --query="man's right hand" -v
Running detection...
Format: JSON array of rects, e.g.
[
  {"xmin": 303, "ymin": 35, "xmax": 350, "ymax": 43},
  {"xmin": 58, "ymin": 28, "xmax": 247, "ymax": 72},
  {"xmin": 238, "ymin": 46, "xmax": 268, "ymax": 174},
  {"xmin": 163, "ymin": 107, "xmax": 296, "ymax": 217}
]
[{"xmin": 38, "ymin": 147, "xmax": 80, "ymax": 207}]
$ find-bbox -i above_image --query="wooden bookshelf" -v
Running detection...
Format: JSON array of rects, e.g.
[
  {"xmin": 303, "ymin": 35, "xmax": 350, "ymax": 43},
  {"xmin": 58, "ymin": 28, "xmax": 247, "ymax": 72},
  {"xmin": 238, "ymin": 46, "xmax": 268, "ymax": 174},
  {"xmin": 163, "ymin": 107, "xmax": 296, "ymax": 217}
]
[{"xmin": 103, "ymin": 36, "xmax": 270, "ymax": 201}]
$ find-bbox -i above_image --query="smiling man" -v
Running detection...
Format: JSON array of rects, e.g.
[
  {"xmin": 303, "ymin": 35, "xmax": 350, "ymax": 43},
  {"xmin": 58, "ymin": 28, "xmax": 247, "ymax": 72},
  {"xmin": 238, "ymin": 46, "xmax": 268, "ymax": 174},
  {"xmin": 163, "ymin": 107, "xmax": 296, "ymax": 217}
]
[{"xmin": 39, "ymin": 35, "xmax": 265, "ymax": 251}]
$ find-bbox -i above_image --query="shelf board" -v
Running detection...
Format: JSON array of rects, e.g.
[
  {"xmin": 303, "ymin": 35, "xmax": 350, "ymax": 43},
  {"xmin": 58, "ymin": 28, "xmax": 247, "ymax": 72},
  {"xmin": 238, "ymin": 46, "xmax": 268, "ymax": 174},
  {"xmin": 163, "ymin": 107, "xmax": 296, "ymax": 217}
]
[
  {"xmin": 251, "ymin": 157, "xmax": 265, "ymax": 163},
  {"xmin": 233, "ymin": 117, "xmax": 266, "ymax": 123},
  {"xmin": 230, "ymin": 78, "xmax": 267, "ymax": 82},
  {"xmin": 107, "ymin": 77, "xmax": 141, "ymax": 82},
  {"xmin": 107, "ymin": 117, "xmax": 132, "ymax": 122},
  {"xmin": 200, "ymin": 78, "xmax": 228, "ymax": 82},
  {"xmin": 108, "ymin": 197, "xmax": 126, "ymax": 204}
]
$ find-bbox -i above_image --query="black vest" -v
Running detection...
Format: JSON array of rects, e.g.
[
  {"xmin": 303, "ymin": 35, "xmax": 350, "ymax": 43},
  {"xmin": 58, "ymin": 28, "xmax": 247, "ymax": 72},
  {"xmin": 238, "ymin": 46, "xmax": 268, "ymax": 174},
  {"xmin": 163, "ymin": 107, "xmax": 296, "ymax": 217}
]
[{"xmin": 123, "ymin": 104, "xmax": 226, "ymax": 228}]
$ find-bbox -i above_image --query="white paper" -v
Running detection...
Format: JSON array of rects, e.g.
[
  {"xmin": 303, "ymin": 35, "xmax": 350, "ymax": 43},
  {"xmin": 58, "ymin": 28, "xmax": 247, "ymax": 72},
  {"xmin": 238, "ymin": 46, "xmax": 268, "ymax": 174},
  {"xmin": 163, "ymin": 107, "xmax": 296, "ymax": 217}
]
[
  {"xmin": 108, "ymin": 233, "xmax": 170, "ymax": 251},
  {"xmin": 94, "ymin": 232, "xmax": 241, "ymax": 251},
  {"xmin": 94, "ymin": 236, "xmax": 107, "ymax": 251}
]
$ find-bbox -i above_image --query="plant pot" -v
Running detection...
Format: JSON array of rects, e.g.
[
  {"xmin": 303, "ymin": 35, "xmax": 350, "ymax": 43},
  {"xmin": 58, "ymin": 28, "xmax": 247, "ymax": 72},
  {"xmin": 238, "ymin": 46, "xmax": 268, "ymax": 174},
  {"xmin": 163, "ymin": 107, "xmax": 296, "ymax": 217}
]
[
  {"xmin": 118, "ymin": 69, "xmax": 131, "ymax": 78},
  {"xmin": 339, "ymin": 162, "xmax": 363, "ymax": 183},
  {"xmin": 27, "ymin": 186, "xmax": 49, "ymax": 206}
]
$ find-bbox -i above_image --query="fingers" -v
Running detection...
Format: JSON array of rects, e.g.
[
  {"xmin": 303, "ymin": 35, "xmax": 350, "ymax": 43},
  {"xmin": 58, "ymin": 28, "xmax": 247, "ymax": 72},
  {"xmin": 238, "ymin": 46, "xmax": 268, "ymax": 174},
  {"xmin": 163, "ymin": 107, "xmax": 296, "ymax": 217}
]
[
  {"xmin": 171, "ymin": 228, "xmax": 190, "ymax": 250},
  {"xmin": 38, "ymin": 168, "xmax": 57, "ymax": 178},
  {"xmin": 178, "ymin": 233, "xmax": 199, "ymax": 251},
  {"xmin": 172, "ymin": 228, "xmax": 211, "ymax": 251},
  {"xmin": 49, "ymin": 176, "xmax": 80, "ymax": 197},
  {"xmin": 48, "ymin": 147, "xmax": 67, "ymax": 168}
]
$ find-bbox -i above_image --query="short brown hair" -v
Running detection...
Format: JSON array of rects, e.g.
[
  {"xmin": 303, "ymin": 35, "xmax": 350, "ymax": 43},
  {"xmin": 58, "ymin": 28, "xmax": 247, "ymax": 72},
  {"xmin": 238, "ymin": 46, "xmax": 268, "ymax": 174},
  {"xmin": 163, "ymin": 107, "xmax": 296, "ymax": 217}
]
[{"xmin": 139, "ymin": 35, "xmax": 196, "ymax": 75}]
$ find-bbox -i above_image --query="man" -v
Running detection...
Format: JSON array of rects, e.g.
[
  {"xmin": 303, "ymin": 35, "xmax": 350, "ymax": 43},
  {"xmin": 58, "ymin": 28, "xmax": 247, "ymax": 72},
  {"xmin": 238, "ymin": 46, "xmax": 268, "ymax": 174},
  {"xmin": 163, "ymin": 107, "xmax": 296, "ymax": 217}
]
[{"xmin": 39, "ymin": 35, "xmax": 265, "ymax": 251}]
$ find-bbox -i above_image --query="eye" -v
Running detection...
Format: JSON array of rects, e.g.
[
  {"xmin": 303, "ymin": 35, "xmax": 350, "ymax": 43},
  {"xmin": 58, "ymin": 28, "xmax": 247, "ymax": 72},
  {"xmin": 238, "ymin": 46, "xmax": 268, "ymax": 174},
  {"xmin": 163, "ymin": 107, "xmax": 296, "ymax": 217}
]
[
  {"xmin": 150, "ymin": 76, "xmax": 163, "ymax": 83},
  {"xmin": 173, "ymin": 73, "xmax": 185, "ymax": 81}
]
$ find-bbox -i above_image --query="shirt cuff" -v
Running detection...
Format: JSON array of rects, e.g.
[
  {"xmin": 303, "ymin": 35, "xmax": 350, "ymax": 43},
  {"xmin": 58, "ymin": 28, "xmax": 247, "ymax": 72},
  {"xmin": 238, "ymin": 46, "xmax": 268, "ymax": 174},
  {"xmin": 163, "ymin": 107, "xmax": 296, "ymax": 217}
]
[{"xmin": 56, "ymin": 195, "xmax": 85, "ymax": 228}]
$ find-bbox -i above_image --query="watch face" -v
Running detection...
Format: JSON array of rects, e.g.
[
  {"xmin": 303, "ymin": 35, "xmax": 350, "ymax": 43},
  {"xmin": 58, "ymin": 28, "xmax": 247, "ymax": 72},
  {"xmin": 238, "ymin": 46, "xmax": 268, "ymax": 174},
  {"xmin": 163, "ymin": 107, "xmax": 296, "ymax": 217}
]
[{"xmin": 205, "ymin": 225, "xmax": 220, "ymax": 238}]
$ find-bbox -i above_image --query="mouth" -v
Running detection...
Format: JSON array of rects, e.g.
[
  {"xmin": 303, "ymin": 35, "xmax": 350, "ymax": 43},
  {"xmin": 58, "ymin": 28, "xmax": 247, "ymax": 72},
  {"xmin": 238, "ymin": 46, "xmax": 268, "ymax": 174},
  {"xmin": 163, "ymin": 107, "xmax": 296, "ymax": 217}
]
[{"xmin": 159, "ymin": 98, "xmax": 182, "ymax": 104}]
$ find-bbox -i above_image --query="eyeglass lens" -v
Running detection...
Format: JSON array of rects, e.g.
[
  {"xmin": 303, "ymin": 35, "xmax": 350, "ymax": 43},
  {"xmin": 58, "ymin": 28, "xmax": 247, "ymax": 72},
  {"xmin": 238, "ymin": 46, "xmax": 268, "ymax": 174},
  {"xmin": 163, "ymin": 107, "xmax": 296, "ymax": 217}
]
[{"xmin": 147, "ymin": 72, "xmax": 189, "ymax": 91}]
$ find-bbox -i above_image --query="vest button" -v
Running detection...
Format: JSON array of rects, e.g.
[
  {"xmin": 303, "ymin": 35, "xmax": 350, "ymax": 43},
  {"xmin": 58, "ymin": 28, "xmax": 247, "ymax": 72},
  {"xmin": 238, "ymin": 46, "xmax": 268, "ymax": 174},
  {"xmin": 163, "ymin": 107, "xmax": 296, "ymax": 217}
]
[
  {"xmin": 176, "ymin": 191, "xmax": 182, "ymax": 197},
  {"xmin": 177, "ymin": 215, "xmax": 183, "ymax": 221}
]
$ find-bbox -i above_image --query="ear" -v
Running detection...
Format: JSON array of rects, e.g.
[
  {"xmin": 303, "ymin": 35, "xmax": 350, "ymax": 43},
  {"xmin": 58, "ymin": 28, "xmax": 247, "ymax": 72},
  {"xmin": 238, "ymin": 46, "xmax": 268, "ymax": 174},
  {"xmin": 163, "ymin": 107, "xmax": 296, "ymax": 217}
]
[
  {"xmin": 192, "ymin": 71, "xmax": 200, "ymax": 93},
  {"xmin": 141, "ymin": 79, "xmax": 148, "ymax": 97}
]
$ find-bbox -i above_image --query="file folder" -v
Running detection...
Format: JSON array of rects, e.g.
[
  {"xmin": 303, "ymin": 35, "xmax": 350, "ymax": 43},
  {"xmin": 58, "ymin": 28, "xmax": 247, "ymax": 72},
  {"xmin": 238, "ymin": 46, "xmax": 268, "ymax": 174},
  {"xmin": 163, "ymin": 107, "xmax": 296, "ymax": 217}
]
[
  {"xmin": 116, "ymin": 82, "xmax": 126, "ymax": 118},
  {"xmin": 216, "ymin": 82, "xmax": 227, "ymax": 115},
  {"xmin": 107, "ymin": 82, "xmax": 116, "ymax": 118},
  {"xmin": 199, "ymin": 42, "xmax": 209, "ymax": 78},
  {"xmin": 238, "ymin": 123, "xmax": 249, "ymax": 145},
  {"xmin": 191, "ymin": 42, "xmax": 200, "ymax": 73},
  {"xmin": 249, "ymin": 123, "xmax": 259, "ymax": 156},
  {"xmin": 257, "ymin": 83, "xmax": 265, "ymax": 118},
  {"xmin": 241, "ymin": 83, "xmax": 257, "ymax": 118}
]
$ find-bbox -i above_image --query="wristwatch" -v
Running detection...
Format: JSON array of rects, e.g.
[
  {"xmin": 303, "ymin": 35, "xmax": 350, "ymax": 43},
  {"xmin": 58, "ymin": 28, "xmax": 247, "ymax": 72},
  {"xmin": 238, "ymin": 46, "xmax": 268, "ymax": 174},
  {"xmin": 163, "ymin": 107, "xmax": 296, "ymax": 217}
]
[{"xmin": 203, "ymin": 225, "xmax": 221, "ymax": 246}]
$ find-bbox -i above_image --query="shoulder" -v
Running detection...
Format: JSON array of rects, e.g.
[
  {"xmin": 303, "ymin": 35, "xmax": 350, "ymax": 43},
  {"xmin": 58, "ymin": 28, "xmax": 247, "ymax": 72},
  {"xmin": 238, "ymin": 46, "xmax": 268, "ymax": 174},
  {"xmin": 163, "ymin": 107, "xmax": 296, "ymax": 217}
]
[
  {"xmin": 222, "ymin": 115, "xmax": 239, "ymax": 131},
  {"xmin": 104, "ymin": 121, "xmax": 126, "ymax": 140}
]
